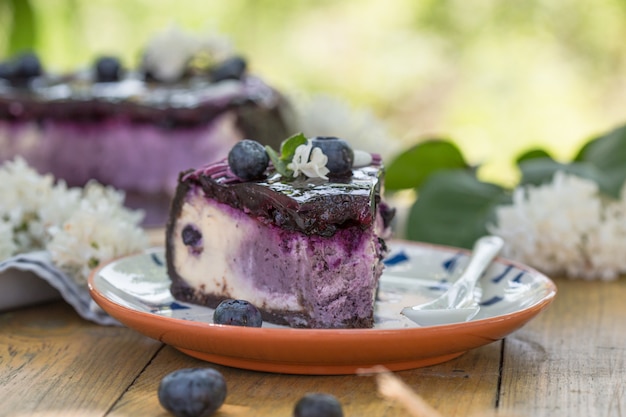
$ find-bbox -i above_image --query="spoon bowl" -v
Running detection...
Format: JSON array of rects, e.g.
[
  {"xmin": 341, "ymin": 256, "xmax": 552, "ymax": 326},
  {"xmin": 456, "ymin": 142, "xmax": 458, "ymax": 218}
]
[{"xmin": 401, "ymin": 236, "xmax": 504, "ymax": 326}]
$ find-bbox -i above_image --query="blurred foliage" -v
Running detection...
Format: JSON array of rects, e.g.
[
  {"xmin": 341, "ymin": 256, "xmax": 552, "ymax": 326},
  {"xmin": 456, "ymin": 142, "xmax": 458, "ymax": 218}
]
[
  {"xmin": 386, "ymin": 123, "xmax": 626, "ymax": 248},
  {"xmin": 1, "ymin": 0, "xmax": 626, "ymax": 187}
]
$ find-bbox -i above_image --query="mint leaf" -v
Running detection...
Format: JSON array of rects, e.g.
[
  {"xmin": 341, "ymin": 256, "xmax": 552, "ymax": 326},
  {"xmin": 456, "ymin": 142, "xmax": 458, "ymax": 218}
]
[
  {"xmin": 407, "ymin": 170, "xmax": 510, "ymax": 249},
  {"xmin": 279, "ymin": 132, "xmax": 308, "ymax": 163},
  {"xmin": 515, "ymin": 148, "xmax": 553, "ymax": 165},
  {"xmin": 265, "ymin": 145, "xmax": 291, "ymax": 177},
  {"xmin": 385, "ymin": 139, "xmax": 469, "ymax": 191}
]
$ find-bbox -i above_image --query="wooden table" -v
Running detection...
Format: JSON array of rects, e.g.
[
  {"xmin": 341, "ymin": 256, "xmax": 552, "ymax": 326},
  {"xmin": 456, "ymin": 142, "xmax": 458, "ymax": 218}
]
[{"xmin": 1, "ymin": 276, "xmax": 625, "ymax": 417}]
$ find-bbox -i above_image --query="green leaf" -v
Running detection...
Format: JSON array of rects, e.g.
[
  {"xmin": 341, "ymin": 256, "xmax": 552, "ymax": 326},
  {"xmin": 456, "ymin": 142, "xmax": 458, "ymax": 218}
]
[
  {"xmin": 515, "ymin": 148, "xmax": 553, "ymax": 165},
  {"xmin": 406, "ymin": 170, "xmax": 510, "ymax": 249},
  {"xmin": 7, "ymin": 0, "xmax": 37, "ymax": 54},
  {"xmin": 385, "ymin": 139, "xmax": 469, "ymax": 191},
  {"xmin": 279, "ymin": 132, "xmax": 308, "ymax": 162},
  {"xmin": 518, "ymin": 158, "xmax": 615, "ymax": 196},
  {"xmin": 573, "ymin": 124, "xmax": 626, "ymax": 197},
  {"xmin": 265, "ymin": 145, "xmax": 291, "ymax": 177}
]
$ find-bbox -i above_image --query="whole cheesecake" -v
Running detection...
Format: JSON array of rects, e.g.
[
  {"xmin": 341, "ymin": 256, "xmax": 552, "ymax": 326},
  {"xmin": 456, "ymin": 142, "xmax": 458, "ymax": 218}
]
[
  {"xmin": 0, "ymin": 28, "xmax": 294, "ymax": 222},
  {"xmin": 165, "ymin": 136, "xmax": 395, "ymax": 328}
]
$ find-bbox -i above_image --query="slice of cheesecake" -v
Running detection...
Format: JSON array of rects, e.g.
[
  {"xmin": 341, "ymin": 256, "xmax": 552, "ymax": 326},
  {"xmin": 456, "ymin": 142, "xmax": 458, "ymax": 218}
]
[{"xmin": 165, "ymin": 138, "xmax": 394, "ymax": 328}]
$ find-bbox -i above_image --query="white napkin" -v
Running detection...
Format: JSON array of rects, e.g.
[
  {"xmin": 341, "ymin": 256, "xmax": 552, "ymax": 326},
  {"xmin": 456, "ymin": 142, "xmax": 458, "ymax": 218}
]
[{"xmin": 0, "ymin": 251, "xmax": 121, "ymax": 326}]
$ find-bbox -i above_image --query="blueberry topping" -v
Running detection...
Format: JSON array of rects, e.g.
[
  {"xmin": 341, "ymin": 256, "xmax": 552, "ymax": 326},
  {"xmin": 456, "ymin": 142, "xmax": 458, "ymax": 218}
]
[
  {"xmin": 95, "ymin": 56, "xmax": 123, "ymax": 82},
  {"xmin": 310, "ymin": 137, "xmax": 354, "ymax": 176},
  {"xmin": 182, "ymin": 224, "xmax": 203, "ymax": 254},
  {"xmin": 294, "ymin": 393, "xmax": 344, "ymax": 417},
  {"xmin": 1, "ymin": 52, "xmax": 43, "ymax": 84},
  {"xmin": 213, "ymin": 299, "xmax": 263, "ymax": 327},
  {"xmin": 158, "ymin": 368, "xmax": 226, "ymax": 417},
  {"xmin": 227, "ymin": 139, "xmax": 269, "ymax": 181},
  {"xmin": 210, "ymin": 56, "xmax": 247, "ymax": 83}
]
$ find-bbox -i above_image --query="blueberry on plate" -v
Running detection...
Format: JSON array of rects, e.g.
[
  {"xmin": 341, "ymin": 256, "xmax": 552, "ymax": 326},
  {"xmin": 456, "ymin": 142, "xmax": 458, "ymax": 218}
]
[
  {"xmin": 227, "ymin": 139, "xmax": 269, "ymax": 181},
  {"xmin": 95, "ymin": 56, "xmax": 123, "ymax": 82},
  {"xmin": 310, "ymin": 137, "xmax": 354, "ymax": 176},
  {"xmin": 213, "ymin": 299, "xmax": 263, "ymax": 327},
  {"xmin": 294, "ymin": 393, "xmax": 344, "ymax": 417},
  {"xmin": 210, "ymin": 55, "xmax": 247, "ymax": 83},
  {"xmin": 158, "ymin": 368, "xmax": 226, "ymax": 417},
  {"xmin": 5, "ymin": 52, "xmax": 43, "ymax": 84}
]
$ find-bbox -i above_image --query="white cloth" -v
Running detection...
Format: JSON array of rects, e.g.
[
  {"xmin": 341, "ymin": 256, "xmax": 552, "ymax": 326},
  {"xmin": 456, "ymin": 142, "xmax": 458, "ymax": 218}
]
[{"xmin": 0, "ymin": 251, "xmax": 120, "ymax": 326}]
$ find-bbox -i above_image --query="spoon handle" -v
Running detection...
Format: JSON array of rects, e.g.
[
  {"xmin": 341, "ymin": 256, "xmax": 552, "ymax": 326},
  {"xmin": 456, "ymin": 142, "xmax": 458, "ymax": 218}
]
[{"xmin": 448, "ymin": 235, "xmax": 504, "ymax": 307}]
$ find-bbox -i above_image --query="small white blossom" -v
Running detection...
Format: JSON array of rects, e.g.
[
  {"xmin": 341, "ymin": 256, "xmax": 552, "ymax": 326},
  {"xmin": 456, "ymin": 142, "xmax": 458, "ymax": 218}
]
[
  {"xmin": 0, "ymin": 221, "xmax": 16, "ymax": 259},
  {"xmin": 293, "ymin": 94, "xmax": 402, "ymax": 162},
  {"xmin": 287, "ymin": 141, "xmax": 330, "ymax": 179},
  {"xmin": 489, "ymin": 171, "xmax": 626, "ymax": 280},
  {"xmin": 0, "ymin": 158, "xmax": 148, "ymax": 285},
  {"xmin": 142, "ymin": 25, "xmax": 235, "ymax": 82}
]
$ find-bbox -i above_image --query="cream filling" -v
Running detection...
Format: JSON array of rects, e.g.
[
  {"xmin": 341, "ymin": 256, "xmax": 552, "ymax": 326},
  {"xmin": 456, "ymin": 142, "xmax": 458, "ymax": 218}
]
[{"xmin": 172, "ymin": 193, "xmax": 302, "ymax": 311}]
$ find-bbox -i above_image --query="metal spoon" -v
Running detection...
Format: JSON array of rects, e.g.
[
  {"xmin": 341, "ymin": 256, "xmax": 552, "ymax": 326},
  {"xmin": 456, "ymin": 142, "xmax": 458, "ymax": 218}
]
[{"xmin": 401, "ymin": 235, "xmax": 504, "ymax": 326}]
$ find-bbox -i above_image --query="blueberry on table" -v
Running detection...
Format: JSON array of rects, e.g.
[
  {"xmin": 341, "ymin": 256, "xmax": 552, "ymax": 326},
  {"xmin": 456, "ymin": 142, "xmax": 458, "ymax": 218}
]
[
  {"xmin": 95, "ymin": 56, "xmax": 123, "ymax": 82},
  {"xmin": 213, "ymin": 299, "xmax": 263, "ymax": 327},
  {"xmin": 227, "ymin": 139, "xmax": 269, "ymax": 181},
  {"xmin": 158, "ymin": 368, "xmax": 227, "ymax": 417},
  {"xmin": 310, "ymin": 137, "xmax": 354, "ymax": 176},
  {"xmin": 210, "ymin": 55, "xmax": 247, "ymax": 82},
  {"xmin": 294, "ymin": 393, "xmax": 344, "ymax": 417}
]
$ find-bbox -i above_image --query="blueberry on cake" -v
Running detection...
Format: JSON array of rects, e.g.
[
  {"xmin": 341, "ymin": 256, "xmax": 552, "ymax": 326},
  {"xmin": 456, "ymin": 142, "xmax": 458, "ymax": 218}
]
[
  {"xmin": 0, "ymin": 27, "xmax": 294, "ymax": 218},
  {"xmin": 165, "ymin": 135, "xmax": 395, "ymax": 328}
]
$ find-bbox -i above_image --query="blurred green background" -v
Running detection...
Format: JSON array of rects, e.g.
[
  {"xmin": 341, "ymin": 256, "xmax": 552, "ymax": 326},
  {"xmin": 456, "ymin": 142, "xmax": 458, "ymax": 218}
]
[{"xmin": 2, "ymin": 0, "xmax": 626, "ymax": 186}]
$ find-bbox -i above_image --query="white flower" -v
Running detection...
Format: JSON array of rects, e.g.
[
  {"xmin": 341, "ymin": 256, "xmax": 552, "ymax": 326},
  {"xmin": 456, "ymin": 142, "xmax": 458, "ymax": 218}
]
[
  {"xmin": 142, "ymin": 25, "xmax": 235, "ymax": 82},
  {"xmin": 0, "ymin": 221, "xmax": 16, "ymax": 259},
  {"xmin": 489, "ymin": 171, "xmax": 626, "ymax": 280},
  {"xmin": 287, "ymin": 141, "xmax": 330, "ymax": 179},
  {"xmin": 48, "ymin": 182, "xmax": 148, "ymax": 286},
  {"xmin": 0, "ymin": 158, "xmax": 148, "ymax": 285},
  {"xmin": 293, "ymin": 94, "xmax": 402, "ymax": 162}
]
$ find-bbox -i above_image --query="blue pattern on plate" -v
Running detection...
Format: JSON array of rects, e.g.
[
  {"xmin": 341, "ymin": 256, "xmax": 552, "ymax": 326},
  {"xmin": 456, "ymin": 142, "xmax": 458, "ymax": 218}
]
[
  {"xmin": 442, "ymin": 252, "xmax": 463, "ymax": 273},
  {"xmin": 383, "ymin": 251, "xmax": 410, "ymax": 266},
  {"xmin": 480, "ymin": 296, "xmax": 503, "ymax": 306},
  {"xmin": 151, "ymin": 253, "xmax": 164, "ymax": 267},
  {"xmin": 491, "ymin": 264, "xmax": 514, "ymax": 283}
]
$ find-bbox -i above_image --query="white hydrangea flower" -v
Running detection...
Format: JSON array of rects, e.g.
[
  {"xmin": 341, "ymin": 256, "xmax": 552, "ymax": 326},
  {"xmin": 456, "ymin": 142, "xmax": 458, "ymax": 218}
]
[
  {"xmin": 293, "ymin": 93, "xmax": 402, "ymax": 162},
  {"xmin": 48, "ymin": 182, "xmax": 148, "ymax": 286},
  {"xmin": 0, "ymin": 158, "xmax": 148, "ymax": 285},
  {"xmin": 142, "ymin": 25, "xmax": 235, "ymax": 82},
  {"xmin": 0, "ymin": 221, "xmax": 16, "ymax": 259},
  {"xmin": 287, "ymin": 141, "xmax": 330, "ymax": 179},
  {"xmin": 489, "ymin": 171, "xmax": 626, "ymax": 280}
]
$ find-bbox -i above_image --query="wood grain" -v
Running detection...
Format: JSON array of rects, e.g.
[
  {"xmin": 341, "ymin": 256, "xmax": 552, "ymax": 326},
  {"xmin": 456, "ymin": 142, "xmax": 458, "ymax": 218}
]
[
  {"xmin": 109, "ymin": 341, "xmax": 501, "ymax": 417},
  {"xmin": 499, "ymin": 277, "xmax": 626, "ymax": 417},
  {"xmin": 0, "ymin": 302, "xmax": 161, "ymax": 417}
]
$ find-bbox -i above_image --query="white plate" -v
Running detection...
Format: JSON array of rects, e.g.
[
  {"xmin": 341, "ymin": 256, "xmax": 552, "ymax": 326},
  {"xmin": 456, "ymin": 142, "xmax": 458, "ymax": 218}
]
[{"xmin": 89, "ymin": 240, "xmax": 557, "ymax": 374}]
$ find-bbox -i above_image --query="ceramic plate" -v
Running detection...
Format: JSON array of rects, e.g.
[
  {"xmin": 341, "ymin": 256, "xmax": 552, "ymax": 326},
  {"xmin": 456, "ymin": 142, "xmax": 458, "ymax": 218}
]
[{"xmin": 89, "ymin": 240, "xmax": 556, "ymax": 375}]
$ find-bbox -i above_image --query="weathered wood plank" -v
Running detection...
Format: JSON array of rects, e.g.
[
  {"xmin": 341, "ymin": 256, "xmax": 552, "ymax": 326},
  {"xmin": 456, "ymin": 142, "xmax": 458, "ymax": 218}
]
[
  {"xmin": 499, "ymin": 277, "xmax": 626, "ymax": 417},
  {"xmin": 109, "ymin": 341, "xmax": 502, "ymax": 417},
  {"xmin": 0, "ymin": 302, "xmax": 161, "ymax": 417}
]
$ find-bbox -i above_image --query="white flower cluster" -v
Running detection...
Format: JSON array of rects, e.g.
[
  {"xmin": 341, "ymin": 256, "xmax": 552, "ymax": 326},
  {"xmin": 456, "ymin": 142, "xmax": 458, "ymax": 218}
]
[
  {"xmin": 142, "ymin": 24, "xmax": 233, "ymax": 82},
  {"xmin": 287, "ymin": 141, "xmax": 330, "ymax": 179},
  {"xmin": 0, "ymin": 158, "xmax": 148, "ymax": 285},
  {"xmin": 489, "ymin": 171, "xmax": 626, "ymax": 280},
  {"xmin": 293, "ymin": 94, "xmax": 402, "ymax": 162}
]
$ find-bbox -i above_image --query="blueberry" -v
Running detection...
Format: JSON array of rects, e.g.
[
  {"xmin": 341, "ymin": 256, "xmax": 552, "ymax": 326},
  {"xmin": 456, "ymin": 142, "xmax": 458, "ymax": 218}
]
[
  {"xmin": 182, "ymin": 224, "xmax": 203, "ymax": 254},
  {"xmin": 158, "ymin": 368, "xmax": 226, "ymax": 417},
  {"xmin": 227, "ymin": 139, "xmax": 269, "ymax": 181},
  {"xmin": 310, "ymin": 137, "xmax": 354, "ymax": 176},
  {"xmin": 210, "ymin": 55, "xmax": 247, "ymax": 83},
  {"xmin": 4, "ymin": 52, "xmax": 43, "ymax": 84},
  {"xmin": 214, "ymin": 299, "xmax": 263, "ymax": 327},
  {"xmin": 294, "ymin": 393, "xmax": 344, "ymax": 417},
  {"xmin": 95, "ymin": 56, "xmax": 123, "ymax": 82}
]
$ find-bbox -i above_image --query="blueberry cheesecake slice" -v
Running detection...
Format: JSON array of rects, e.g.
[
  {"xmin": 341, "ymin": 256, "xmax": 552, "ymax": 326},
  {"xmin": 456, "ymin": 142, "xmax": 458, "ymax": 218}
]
[{"xmin": 165, "ymin": 135, "xmax": 395, "ymax": 328}]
